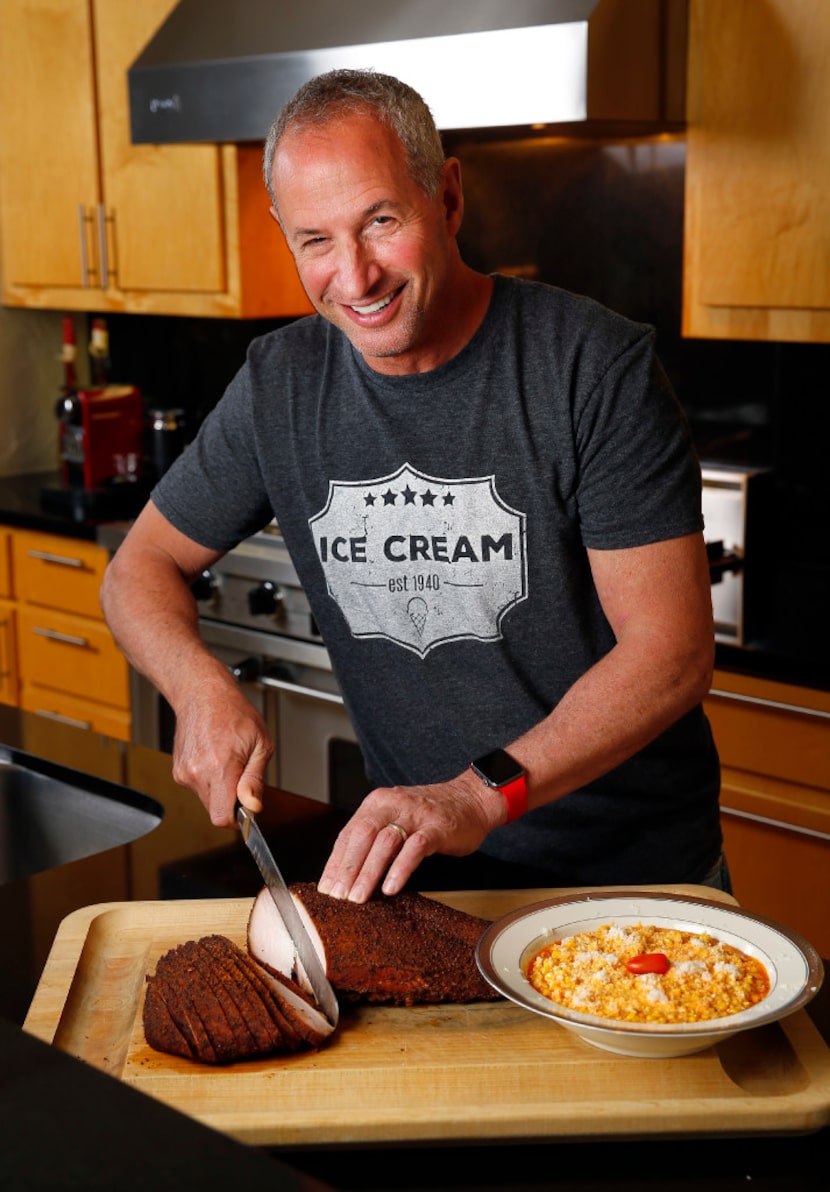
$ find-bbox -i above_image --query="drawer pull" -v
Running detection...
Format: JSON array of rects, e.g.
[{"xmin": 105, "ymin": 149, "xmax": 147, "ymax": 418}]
[
  {"xmin": 33, "ymin": 709, "xmax": 92, "ymax": 731},
  {"xmin": 26, "ymin": 549, "xmax": 86, "ymax": 569},
  {"xmin": 32, "ymin": 626, "xmax": 89, "ymax": 648},
  {"xmin": 709, "ymin": 687, "xmax": 830, "ymax": 723},
  {"xmin": 722, "ymin": 804, "xmax": 830, "ymax": 843}
]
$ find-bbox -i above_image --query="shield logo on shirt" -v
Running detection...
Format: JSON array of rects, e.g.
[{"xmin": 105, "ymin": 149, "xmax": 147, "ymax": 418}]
[{"xmin": 309, "ymin": 463, "xmax": 527, "ymax": 657}]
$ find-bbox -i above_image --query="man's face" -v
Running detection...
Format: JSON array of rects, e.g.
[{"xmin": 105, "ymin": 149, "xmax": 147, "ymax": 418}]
[{"xmin": 271, "ymin": 113, "xmax": 463, "ymax": 374}]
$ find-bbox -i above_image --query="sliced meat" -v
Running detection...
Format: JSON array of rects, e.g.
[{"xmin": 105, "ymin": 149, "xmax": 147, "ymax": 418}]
[
  {"xmin": 201, "ymin": 934, "xmax": 295, "ymax": 1053},
  {"xmin": 142, "ymin": 934, "xmax": 331, "ymax": 1064},
  {"xmin": 143, "ymin": 973, "xmax": 196, "ymax": 1061},
  {"xmin": 148, "ymin": 943, "xmax": 219, "ymax": 1063}
]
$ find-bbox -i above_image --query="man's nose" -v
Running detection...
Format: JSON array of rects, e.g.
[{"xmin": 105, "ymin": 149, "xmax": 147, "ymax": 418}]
[{"xmin": 335, "ymin": 240, "xmax": 381, "ymax": 297}]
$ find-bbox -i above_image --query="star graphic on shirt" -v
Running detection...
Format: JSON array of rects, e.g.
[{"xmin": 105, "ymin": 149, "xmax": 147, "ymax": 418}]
[
  {"xmin": 421, "ymin": 490, "xmax": 436, "ymax": 506},
  {"xmin": 402, "ymin": 485, "xmax": 417, "ymax": 505},
  {"xmin": 364, "ymin": 492, "xmax": 376, "ymax": 506},
  {"xmin": 382, "ymin": 488, "xmax": 397, "ymax": 505},
  {"xmin": 442, "ymin": 492, "xmax": 455, "ymax": 505}
]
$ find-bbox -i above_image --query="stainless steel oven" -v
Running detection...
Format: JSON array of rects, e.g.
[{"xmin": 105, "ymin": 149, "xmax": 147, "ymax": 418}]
[
  {"xmin": 702, "ymin": 465, "xmax": 772, "ymax": 647},
  {"xmin": 126, "ymin": 526, "xmax": 371, "ymax": 810}
]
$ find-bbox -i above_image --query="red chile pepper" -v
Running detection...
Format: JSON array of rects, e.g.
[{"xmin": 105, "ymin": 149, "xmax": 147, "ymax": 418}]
[{"xmin": 626, "ymin": 952, "xmax": 670, "ymax": 975}]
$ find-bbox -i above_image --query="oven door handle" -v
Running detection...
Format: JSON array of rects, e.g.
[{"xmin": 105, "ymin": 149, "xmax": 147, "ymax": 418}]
[{"xmin": 259, "ymin": 673, "xmax": 345, "ymax": 707}]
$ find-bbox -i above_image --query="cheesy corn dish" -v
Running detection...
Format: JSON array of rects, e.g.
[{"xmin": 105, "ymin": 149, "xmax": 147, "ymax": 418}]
[{"xmin": 527, "ymin": 923, "xmax": 770, "ymax": 1024}]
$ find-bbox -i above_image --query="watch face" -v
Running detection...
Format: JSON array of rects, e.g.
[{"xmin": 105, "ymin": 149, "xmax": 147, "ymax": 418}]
[{"xmin": 472, "ymin": 748, "xmax": 525, "ymax": 787}]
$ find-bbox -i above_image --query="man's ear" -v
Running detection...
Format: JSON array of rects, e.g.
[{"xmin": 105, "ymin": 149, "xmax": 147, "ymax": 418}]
[{"xmin": 440, "ymin": 158, "xmax": 464, "ymax": 236}]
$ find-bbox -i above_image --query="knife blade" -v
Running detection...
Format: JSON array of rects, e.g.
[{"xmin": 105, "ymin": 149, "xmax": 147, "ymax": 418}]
[{"xmin": 236, "ymin": 803, "xmax": 339, "ymax": 1027}]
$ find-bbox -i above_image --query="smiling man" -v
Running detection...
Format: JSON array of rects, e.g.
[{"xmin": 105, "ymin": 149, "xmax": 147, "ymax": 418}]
[{"xmin": 101, "ymin": 69, "xmax": 726, "ymax": 905}]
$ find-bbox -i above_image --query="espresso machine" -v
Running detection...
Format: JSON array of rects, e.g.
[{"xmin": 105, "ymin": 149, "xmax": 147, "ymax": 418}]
[
  {"xmin": 56, "ymin": 384, "xmax": 146, "ymax": 490},
  {"xmin": 41, "ymin": 318, "xmax": 152, "ymax": 520}
]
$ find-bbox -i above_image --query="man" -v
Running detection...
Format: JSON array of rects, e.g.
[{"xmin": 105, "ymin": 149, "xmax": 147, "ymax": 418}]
[{"xmin": 101, "ymin": 69, "xmax": 724, "ymax": 905}]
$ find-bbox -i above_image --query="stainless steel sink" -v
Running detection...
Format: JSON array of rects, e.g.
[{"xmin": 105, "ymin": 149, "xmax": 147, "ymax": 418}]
[{"xmin": 0, "ymin": 746, "xmax": 163, "ymax": 884}]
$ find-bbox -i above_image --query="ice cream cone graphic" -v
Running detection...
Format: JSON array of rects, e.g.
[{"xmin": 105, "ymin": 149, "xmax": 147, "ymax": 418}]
[{"xmin": 407, "ymin": 596, "xmax": 428, "ymax": 637}]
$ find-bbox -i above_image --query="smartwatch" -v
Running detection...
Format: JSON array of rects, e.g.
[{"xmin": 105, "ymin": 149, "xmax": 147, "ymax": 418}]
[{"xmin": 470, "ymin": 748, "xmax": 528, "ymax": 823}]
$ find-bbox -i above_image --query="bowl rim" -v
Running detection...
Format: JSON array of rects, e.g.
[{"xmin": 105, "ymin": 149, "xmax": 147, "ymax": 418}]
[{"xmin": 475, "ymin": 890, "xmax": 825, "ymax": 1038}]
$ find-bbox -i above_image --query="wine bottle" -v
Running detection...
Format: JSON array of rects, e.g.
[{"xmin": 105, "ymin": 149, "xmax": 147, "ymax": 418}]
[
  {"xmin": 60, "ymin": 316, "xmax": 78, "ymax": 397},
  {"xmin": 88, "ymin": 316, "xmax": 110, "ymax": 387}
]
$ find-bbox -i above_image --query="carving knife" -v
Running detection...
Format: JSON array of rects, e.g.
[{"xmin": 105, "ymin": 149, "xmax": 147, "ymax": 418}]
[{"xmin": 236, "ymin": 803, "xmax": 339, "ymax": 1027}]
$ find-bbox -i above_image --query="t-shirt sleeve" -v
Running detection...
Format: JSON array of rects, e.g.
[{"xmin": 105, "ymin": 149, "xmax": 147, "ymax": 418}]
[
  {"xmin": 151, "ymin": 362, "xmax": 274, "ymax": 552},
  {"xmin": 573, "ymin": 326, "xmax": 702, "ymax": 550}
]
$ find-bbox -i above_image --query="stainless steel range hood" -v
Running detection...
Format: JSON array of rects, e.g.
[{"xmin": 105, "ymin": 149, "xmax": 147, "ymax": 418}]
[{"xmin": 129, "ymin": 0, "xmax": 687, "ymax": 144}]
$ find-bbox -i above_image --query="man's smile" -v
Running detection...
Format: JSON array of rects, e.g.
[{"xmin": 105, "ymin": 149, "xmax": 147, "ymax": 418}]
[{"xmin": 344, "ymin": 284, "xmax": 405, "ymax": 319}]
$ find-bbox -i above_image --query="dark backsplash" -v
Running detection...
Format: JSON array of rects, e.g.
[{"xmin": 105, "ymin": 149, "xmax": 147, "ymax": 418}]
[{"xmin": 100, "ymin": 133, "xmax": 829, "ymax": 681}]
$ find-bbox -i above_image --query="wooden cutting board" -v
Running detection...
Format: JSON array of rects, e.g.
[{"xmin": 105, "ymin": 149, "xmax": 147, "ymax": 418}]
[{"xmin": 23, "ymin": 886, "xmax": 830, "ymax": 1147}]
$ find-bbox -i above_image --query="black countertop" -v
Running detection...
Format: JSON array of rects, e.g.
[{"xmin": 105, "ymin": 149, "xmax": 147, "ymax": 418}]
[{"xmin": 0, "ymin": 469, "xmax": 150, "ymax": 539}]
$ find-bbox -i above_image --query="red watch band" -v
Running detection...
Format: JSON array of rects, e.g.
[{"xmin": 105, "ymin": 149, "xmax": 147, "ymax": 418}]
[{"xmin": 500, "ymin": 773, "xmax": 528, "ymax": 822}]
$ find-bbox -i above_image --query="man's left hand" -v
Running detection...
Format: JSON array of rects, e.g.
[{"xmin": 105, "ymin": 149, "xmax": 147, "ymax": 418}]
[{"xmin": 317, "ymin": 769, "xmax": 508, "ymax": 902}]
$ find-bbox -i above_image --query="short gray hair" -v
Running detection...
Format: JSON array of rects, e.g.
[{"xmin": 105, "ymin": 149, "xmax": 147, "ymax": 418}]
[{"xmin": 263, "ymin": 69, "xmax": 446, "ymax": 214}]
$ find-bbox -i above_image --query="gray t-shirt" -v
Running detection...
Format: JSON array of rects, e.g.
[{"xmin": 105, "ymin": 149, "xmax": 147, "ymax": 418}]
[{"xmin": 153, "ymin": 275, "xmax": 722, "ymax": 885}]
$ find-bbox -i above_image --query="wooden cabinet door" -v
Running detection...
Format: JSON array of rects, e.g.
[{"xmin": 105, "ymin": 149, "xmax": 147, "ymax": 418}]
[
  {"xmin": 683, "ymin": 0, "xmax": 830, "ymax": 341},
  {"xmin": 0, "ymin": 0, "xmax": 102, "ymax": 292},
  {"xmin": 93, "ymin": 0, "xmax": 227, "ymax": 297}
]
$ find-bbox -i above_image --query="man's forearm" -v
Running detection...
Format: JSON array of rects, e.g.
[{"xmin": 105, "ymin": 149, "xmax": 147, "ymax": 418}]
[
  {"xmin": 100, "ymin": 537, "xmax": 231, "ymax": 712},
  {"xmin": 505, "ymin": 629, "xmax": 712, "ymax": 814}
]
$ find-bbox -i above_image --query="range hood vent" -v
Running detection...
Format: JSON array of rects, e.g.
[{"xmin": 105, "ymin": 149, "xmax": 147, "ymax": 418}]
[{"xmin": 129, "ymin": 0, "xmax": 687, "ymax": 144}]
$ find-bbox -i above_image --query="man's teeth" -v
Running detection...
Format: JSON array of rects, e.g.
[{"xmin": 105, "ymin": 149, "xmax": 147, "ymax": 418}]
[{"xmin": 351, "ymin": 292, "xmax": 395, "ymax": 315}]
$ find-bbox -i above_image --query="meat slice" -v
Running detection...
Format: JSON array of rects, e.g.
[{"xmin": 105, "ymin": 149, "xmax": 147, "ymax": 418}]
[
  {"xmin": 248, "ymin": 883, "xmax": 501, "ymax": 1007},
  {"xmin": 145, "ymin": 942, "xmax": 219, "ymax": 1063}
]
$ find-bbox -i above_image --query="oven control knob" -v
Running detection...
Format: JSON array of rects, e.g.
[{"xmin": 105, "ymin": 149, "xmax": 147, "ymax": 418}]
[
  {"xmin": 229, "ymin": 656, "xmax": 261, "ymax": 683},
  {"xmin": 248, "ymin": 580, "xmax": 283, "ymax": 617},
  {"xmin": 191, "ymin": 569, "xmax": 218, "ymax": 603}
]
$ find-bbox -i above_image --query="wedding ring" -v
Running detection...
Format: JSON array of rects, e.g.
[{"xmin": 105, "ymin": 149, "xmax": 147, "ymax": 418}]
[{"xmin": 387, "ymin": 822, "xmax": 408, "ymax": 843}]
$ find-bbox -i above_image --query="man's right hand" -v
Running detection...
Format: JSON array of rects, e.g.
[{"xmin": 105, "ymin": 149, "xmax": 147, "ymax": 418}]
[{"xmin": 170, "ymin": 674, "xmax": 274, "ymax": 826}]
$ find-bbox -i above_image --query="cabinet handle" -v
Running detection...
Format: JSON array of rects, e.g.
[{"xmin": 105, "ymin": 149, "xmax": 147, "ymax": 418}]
[
  {"xmin": 709, "ymin": 687, "xmax": 830, "ymax": 723},
  {"xmin": 259, "ymin": 674, "xmax": 345, "ymax": 706},
  {"xmin": 96, "ymin": 203, "xmax": 110, "ymax": 289},
  {"xmin": 722, "ymin": 804, "xmax": 830, "ymax": 844},
  {"xmin": 32, "ymin": 626, "xmax": 89, "ymax": 648},
  {"xmin": 26, "ymin": 549, "xmax": 85, "ymax": 568},
  {"xmin": 78, "ymin": 204, "xmax": 90, "ymax": 287},
  {"xmin": 33, "ymin": 709, "xmax": 92, "ymax": 731}
]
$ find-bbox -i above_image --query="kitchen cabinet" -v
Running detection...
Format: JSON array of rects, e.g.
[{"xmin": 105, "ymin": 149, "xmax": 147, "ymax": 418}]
[
  {"xmin": 683, "ymin": 0, "xmax": 830, "ymax": 342},
  {"xmin": 705, "ymin": 669, "xmax": 830, "ymax": 956},
  {"xmin": 0, "ymin": 528, "xmax": 17, "ymax": 705},
  {"xmin": 0, "ymin": 0, "xmax": 312, "ymax": 318},
  {"xmin": 2, "ymin": 526, "xmax": 130, "ymax": 741}
]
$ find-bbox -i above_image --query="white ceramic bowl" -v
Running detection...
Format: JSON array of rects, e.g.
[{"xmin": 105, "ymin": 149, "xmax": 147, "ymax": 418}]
[{"xmin": 476, "ymin": 891, "xmax": 824, "ymax": 1058}]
